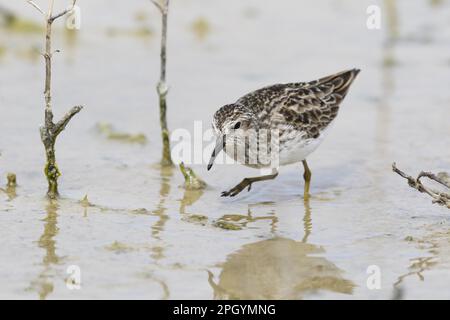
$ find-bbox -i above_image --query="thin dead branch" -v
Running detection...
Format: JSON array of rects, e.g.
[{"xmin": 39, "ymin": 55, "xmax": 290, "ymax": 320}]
[
  {"xmin": 49, "ymin": 0, "xmax": 77, "ymax": 23},
  {"xmin": 392, "ymin": 163, "xmax": 450, "ymax": 209},
  {"xmin": 27, "ymin": 0, "xmax": 83, "ymax": 199},
  {"xmin": 150, "ymin": 0, "xmax": 164, "ymax": 14},
  {"xmin": 27, "ymin": 1, "xmax": 45, "ymax": 16},
  {"xmin": 151, "ymin": 0, "xmax": 172, "ymax": 166}
]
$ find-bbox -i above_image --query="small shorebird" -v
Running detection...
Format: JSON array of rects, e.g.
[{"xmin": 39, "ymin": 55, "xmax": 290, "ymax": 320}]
[{"xmin": 208, "ymin": 69, "xmax": 360, "ymax": 197}]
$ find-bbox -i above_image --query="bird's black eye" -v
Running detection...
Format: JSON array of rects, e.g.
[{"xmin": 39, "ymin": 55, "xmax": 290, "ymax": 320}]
[{"xmin": 234, "ymin": 122, "xmax": 241, "ymax": 129}]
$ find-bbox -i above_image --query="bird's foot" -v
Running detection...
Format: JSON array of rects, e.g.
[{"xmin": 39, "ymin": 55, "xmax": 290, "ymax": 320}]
[{"xmin": 221, "ymin": 179, "xmax": 252, "ymax": 197}]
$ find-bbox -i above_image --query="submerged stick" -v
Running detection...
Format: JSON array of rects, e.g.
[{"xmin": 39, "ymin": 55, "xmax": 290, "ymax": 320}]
[
  {"xmin": 179, "ymin": 162, "xmax": 206, "ymax": 190},
  {"xmin": 151, "ymin": 0, "xmax": 173, "ymax": 166},
  {"xmin": 6, "ymin": 173, "xmax": 17, "ymax": 188},
  {"xmin": 392, "ymin": 163, "xmax": 450, "ymax": 209},
  {"xmin": 28, "ymin": 0, "xmax": 83, "ymax": 199}
]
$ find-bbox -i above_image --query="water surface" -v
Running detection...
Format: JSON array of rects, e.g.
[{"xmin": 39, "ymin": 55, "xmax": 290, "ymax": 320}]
[{"xmin": 0, "ymin": 0, "xmax": 449, "ymax": 299}]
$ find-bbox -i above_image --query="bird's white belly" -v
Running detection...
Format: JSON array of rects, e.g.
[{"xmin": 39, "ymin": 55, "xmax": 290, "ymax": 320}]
[
  {"xmin": 223, "ymin": 124, "xmax": 332, "ymax": 168},
  {"xmin": 279, "ymin": 137, "xmax": 322, "ymax": 165},
  {"xmin": 279, "ymin": 125, "xmax": 332, "ymax": 166}
]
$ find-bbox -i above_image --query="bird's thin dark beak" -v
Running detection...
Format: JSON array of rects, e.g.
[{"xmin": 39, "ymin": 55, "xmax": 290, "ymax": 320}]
[{"xmin": 207, "ymin": 135, "xmax": 224, "ymax": 171}]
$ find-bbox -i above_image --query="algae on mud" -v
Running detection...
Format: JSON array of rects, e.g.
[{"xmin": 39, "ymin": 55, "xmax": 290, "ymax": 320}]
[
  {"xmin": 0, "ymin": 7, "xmax": 43, "ymax": 33},
  {"xmin": 96, "ymin": 123, "xmax": 147, "ymax": 144},
  {"xmin": 0, "ymin": 173, "xmax": 17, "ymax": 200},
  {"xmin": 179, "ymin": 162, "xmax": 206, "ymax": 190}
]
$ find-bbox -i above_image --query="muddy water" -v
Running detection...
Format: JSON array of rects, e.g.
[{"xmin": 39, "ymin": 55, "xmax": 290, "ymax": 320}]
[{"xmin": 0, "ymin": 0, "xmax": 449, "ymax": 299}]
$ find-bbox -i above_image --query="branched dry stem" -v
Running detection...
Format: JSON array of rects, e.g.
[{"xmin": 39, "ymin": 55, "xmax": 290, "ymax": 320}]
[
  {"xmin": 27, "ymin": 0, "xmax": 83, "ymax": 199},
  {"xmin": 151, "ymin": 0, "xmax": 172, "ymax": 166},
  {"xmin": 150, "ymin": 0, "xmax": 165, "ymax": 14},
  {"xmin": 392, "ymin": 163, "xmax": 450, "ymax": 209},
  {"xmin": 49, "ymin": 0, "xmax": 77, "ymax": 23}
]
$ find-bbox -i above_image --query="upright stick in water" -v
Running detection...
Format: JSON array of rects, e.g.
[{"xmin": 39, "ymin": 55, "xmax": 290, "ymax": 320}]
[
  {"xmin": 27, "ymin": 0, "xmax": 83, "ymax": 199},
  {"xmin": 151, "ymin": 0, "xmax": 173, "ymax": 166}
]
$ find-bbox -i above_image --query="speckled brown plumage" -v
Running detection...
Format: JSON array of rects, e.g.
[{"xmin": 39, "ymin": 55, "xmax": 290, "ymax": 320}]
[{"xmin": 235, "ymin": 68, "xmax": 360, "ymax": 139}]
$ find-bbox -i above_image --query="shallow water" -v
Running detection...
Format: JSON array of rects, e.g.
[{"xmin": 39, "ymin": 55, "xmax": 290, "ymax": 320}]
[{"xmin": 0, "ymin": 0, "xmax": 450, "ymax": 299}]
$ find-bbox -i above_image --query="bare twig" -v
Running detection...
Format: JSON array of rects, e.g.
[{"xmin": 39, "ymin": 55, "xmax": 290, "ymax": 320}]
[
  {"xmin": 48, "ymin": 0, "xmax": 54, "ymax": 18},
  {"xmin": 150, "ymin": 0, "xmax": 164, "ymax": 14},
  {"xmin": 418, "ymin": 171, "xmax": 450, "ymax": 189},
  {"xmin": 27, "ymin": 0, "xmax": 45, "ymax": 16},
  {"xmin": 53, "ymin": 105, "xmax": 83, "ymax": 136},
  {"xmin": 392, "ymin": 163, "xmax": 450, "ymax": 209},
  {"xmin": 49, "ymin": 0, "xmax": 77, "ymax": 23},
  {"xmin": 151, "ymin": 0, "xmax": 172, "ymax": 166},
  {"xmin": 28, "ymin": 0, "xmax": 83, "ymax": 199}
]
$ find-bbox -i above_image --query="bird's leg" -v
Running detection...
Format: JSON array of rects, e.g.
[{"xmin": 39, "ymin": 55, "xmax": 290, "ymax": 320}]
[
  {"xmin": 221, "ymin": 171, "xmax": 279, "ymax": 197},
  {"xmin": 302, "ymin": 160, "xmax": 312, "ymax": 198}
]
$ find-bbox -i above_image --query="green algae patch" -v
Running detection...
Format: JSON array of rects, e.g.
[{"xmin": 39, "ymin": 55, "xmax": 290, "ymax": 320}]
[
  {"xmin": 134, "ymin": 27, "xmax": 153, "ymax": 37},
  {"xmin": 214, "ymin": 214, "xmax": 278, "ymax": 231},
  {"xmin": 105, "ymin": 241, "xmax": 134, "ymax": 253},
  {"xmin": 214, "ymin": 220, "xmax": 242, "ymax": 231},
  {"xmin": 131, "ymin": 208, "xmax": 152, "ymax": 215},
  {"xmin": 179, "ymin": 162, "xmax": 206, "ymax": 190},
  {"xmin": 182, "ymin": 214, "xmax": 208, "ymax": 226},
  {"xmin": 213, "ymin": 214, "xmax": 251, "ymax": 231},
  {"xmin": 4, "ymin": 15, "xmax": 43, "ymax": 34},
  {"xmin": 220, "ymin": 214, "xmax": 247, "ymax": 222},
  {"xmin": 96, "ymin": 123, "xmax": 147, "ymax": 144},
  {"xmin": 190, "ymin": 17, "xmax": 211, "ymax": 40},
  {"xmin": 6, "ymin": 173, "xmax": 16, "ymax": 188},
  {"xmin": 134, "ymin": 11, "xmax": 150, "ymax": 22},
  {"xmin": 106, "ymin": 27, "xmax": 154, "ymax": 38},
  {"xmin": 1, "ymin": 173, "xmax": 17, "ymax": 200}
]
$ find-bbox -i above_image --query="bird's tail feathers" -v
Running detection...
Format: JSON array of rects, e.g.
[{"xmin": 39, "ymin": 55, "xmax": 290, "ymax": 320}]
[{"xmin": 318, "ymin": 68, "xmax": 360, "ymax": 95}]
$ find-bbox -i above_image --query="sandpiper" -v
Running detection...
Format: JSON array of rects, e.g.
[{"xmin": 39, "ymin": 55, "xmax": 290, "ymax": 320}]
[{"xmin": 208, "ymin": 69, "xmax": 360, "ymax": 197}]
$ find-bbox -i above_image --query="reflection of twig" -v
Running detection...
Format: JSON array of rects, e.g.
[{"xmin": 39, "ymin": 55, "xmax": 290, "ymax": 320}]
[
  {"xmin": 150, "ymin": 166, "xmax": 172, "ymax": 259},
  {"xmin": 147, "ymin": 166, "xmax": 172, "ymax": 298},
  {"xmin": 392, "ymin": 163, "xmax": 450, "ymax": 209},
  {"xmin": 28, "ymin": 199, "xmax": 61, "ymax": 300}
]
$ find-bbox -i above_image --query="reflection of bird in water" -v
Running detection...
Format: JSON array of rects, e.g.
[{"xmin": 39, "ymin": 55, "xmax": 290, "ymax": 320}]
[{"xmin": 208, "ymin": 237, "xmax": 354, "ymax": 299}]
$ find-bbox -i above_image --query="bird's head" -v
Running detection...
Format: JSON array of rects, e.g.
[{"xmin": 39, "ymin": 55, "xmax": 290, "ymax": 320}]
[
  {"xmin": 208, "ymin": 103, "xmax": 259, "ymax": 170},
  {"xmin": 213, "ymin": 103, "xmax": 259, "ymax": 134}
]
